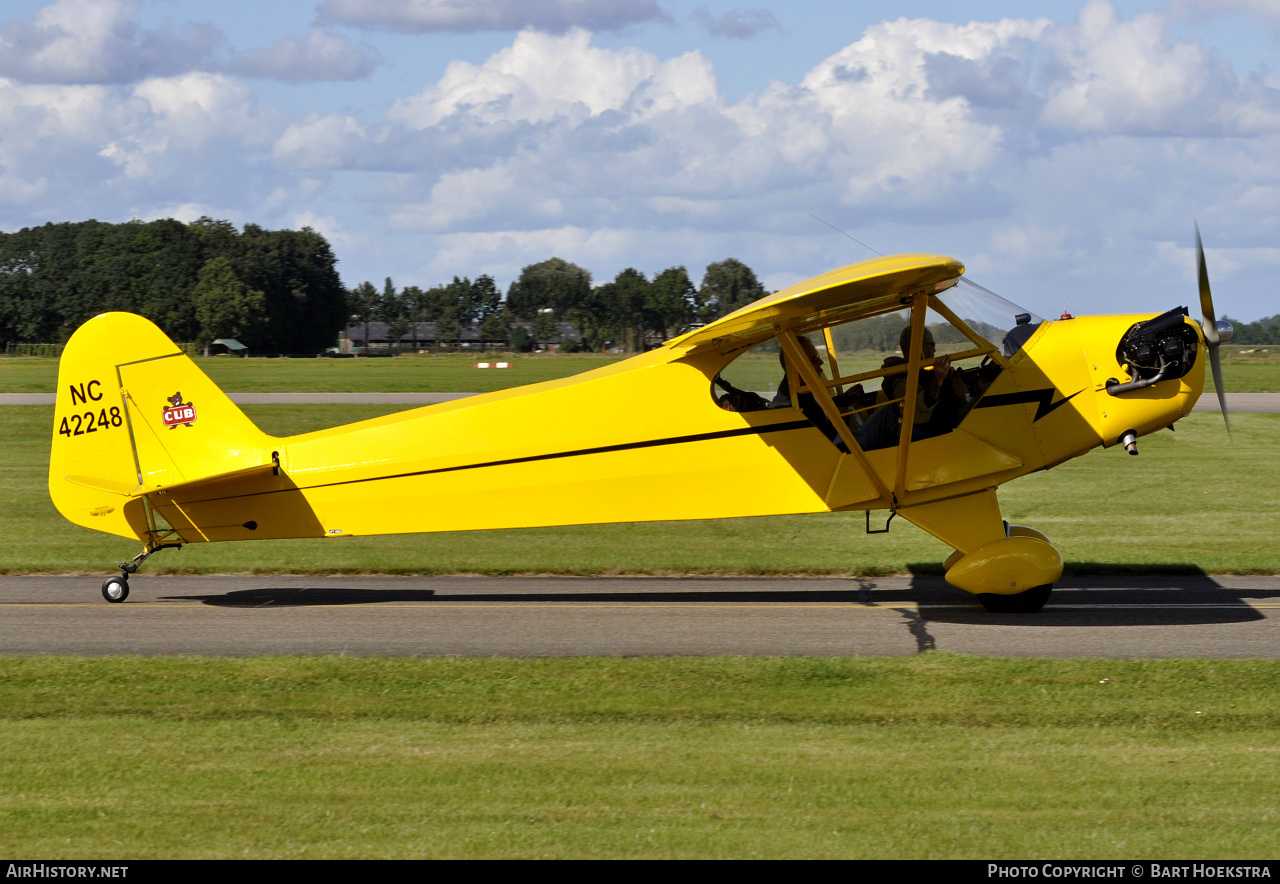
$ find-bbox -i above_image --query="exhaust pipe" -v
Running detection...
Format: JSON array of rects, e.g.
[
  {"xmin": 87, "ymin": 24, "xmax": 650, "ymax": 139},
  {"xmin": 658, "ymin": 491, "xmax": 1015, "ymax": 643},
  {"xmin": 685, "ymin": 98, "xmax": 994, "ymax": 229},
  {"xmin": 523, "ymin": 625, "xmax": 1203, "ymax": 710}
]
[{"xmin": 1119, "ymin": 429, "xmax": 1139, "ymax": 455}]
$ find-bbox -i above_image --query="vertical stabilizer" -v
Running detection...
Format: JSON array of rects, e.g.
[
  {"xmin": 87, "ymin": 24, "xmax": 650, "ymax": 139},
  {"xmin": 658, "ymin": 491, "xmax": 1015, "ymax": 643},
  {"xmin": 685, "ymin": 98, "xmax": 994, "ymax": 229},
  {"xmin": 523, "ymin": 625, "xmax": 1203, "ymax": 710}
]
[{"xmin": 49, "ymin": 313, "xmax": 275, "ymax": 540}]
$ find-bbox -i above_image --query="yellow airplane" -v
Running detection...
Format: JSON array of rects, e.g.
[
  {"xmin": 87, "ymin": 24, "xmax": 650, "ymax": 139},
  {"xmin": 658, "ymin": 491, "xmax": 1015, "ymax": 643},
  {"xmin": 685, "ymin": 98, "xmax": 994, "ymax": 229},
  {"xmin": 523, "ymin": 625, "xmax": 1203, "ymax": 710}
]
[{"xmin": 49, "ymin": 233, "xmax": 1231, "ymax": 612}]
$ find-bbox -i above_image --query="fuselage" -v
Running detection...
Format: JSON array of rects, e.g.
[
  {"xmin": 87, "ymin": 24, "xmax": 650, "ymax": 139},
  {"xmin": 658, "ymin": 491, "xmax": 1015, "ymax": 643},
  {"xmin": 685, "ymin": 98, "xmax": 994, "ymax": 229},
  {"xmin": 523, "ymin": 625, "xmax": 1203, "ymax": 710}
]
[{"xmin": 130, "ymin": 312, "xmax": 1204, "ymax": 546}]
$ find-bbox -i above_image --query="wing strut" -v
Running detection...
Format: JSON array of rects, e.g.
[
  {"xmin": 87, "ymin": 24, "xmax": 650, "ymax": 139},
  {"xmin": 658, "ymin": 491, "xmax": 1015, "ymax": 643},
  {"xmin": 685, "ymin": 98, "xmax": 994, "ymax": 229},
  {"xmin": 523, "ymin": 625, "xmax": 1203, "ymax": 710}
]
[
  {"xmin": 892, "ymin": 293, "xmax": 928, "ymax": 503},
  {"xmin": 822, "ymin": 326, "xmax": 844, "ymax": 396},
  {"xmin": 778, "ymin": 329, "xmax": 892, "ymax": 504}
]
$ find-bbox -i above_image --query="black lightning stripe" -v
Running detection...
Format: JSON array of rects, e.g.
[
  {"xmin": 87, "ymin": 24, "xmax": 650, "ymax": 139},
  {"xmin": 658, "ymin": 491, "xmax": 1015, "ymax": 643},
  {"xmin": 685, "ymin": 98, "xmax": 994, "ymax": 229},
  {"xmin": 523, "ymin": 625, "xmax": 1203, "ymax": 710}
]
[{"xmin": 973, "ymin": 388, "xmax": 1083, "ymax": 422}]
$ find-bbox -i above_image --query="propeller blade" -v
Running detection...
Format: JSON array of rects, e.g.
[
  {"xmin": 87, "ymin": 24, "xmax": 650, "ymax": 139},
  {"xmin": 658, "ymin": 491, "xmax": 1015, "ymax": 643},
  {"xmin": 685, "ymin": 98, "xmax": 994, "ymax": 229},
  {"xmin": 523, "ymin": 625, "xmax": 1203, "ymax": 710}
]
[
  {"xmin": 1209, "ymin": 344, "xmax": 1231, "ymax": 436},
  {"xmin": 1196, "ymin": 223, "xmax": 1230, "ymax": 437},
  {"xmin": 1196, "ymin": 222, "xmax": 1219, "ymax": 347}
]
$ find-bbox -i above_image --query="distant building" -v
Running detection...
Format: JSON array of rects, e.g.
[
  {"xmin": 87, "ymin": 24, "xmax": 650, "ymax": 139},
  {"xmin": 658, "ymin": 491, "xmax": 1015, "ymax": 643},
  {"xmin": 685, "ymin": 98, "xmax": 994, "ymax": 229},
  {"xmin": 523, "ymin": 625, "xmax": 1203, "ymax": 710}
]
[
  {"xmin": 341, "ymin": 321, "xmax": 582, "ymax": 352},
  {"xmin": 205, "ymin": 338, "xmax": 248, "ymax": 357}
]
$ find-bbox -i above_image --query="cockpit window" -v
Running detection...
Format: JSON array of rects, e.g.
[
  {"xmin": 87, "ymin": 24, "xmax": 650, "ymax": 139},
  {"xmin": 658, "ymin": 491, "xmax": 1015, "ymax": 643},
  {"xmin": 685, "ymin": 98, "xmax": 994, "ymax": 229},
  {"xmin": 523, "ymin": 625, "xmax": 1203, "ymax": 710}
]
[
  {"xmin": 711, "ymin": 294, "xmax": 1011, "ymax": 451},
  {"xmin": 935, "ymin": 279, "xmax": 1044, "ymax": 357},
  {"xmin": 711, "ymin": 337, "xmax": 786, "ymax": 412}
]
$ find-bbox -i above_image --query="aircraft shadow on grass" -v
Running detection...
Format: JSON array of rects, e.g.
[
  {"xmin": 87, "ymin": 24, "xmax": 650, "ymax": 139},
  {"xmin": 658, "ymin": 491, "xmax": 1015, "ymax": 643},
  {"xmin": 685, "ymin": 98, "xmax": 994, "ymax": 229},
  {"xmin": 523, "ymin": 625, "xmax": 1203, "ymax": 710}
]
[{"xmin": 161, "ymin": 563, "xmax": 1274, "ymax": 627}]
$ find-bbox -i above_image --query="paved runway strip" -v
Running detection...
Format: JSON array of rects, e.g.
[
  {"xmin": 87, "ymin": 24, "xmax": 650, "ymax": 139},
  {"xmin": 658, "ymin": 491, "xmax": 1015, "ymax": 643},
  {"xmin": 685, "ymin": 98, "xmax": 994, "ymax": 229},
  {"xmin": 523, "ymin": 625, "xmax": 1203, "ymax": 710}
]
[{"xmin": 2, "ymin": 575, "xmax": 1277, "ymax": 658}]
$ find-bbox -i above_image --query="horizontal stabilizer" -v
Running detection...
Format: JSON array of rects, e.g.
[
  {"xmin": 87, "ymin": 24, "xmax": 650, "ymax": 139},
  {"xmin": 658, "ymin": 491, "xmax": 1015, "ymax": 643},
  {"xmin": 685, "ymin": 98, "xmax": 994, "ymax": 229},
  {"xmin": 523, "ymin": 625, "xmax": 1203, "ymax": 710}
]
[
  {"xmin": 62, "ymin": 474, "xmax": 142, "ymax": 497},
  {"xmin": 62, "ymin": 461, "xmax": 278, "ymax": 500}
]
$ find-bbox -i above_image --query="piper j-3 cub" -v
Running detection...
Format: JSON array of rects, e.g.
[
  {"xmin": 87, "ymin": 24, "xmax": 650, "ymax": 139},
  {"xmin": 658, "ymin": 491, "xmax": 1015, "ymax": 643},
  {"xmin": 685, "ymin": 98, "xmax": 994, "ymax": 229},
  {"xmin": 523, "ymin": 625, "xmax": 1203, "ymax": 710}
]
[{"xmin": 50, "ymin": 232, "xmax": 1232, "ymax": 612}]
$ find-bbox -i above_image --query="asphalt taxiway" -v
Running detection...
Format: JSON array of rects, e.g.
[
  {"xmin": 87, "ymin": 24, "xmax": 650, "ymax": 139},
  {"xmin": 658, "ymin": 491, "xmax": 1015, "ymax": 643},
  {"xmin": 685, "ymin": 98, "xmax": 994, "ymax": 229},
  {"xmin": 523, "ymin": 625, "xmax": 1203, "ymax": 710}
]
[{"xmin": 2, "ymin": 575, "xmax": 1277, "ymax": 658}]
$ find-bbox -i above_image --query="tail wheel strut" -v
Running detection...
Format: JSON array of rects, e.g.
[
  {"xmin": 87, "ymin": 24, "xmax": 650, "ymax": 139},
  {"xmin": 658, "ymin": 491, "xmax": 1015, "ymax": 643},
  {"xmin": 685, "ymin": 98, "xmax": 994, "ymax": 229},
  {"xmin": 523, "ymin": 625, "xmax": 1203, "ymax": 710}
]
[{"xmin": 100, "ymin": 542, "xmax": 182, "ymax": 603}]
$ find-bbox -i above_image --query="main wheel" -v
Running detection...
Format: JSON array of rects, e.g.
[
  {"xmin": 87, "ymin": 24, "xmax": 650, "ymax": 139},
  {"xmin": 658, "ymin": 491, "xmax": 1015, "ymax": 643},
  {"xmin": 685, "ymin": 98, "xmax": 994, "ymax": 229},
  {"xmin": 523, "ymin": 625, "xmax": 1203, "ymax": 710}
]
[
  {"xmin": 977, "ymin": 584, "xmax": 1051, "ymax": 613},
  {"xmin": 101, "ymin": 575, "xmax": 129, "ymax": 603}
]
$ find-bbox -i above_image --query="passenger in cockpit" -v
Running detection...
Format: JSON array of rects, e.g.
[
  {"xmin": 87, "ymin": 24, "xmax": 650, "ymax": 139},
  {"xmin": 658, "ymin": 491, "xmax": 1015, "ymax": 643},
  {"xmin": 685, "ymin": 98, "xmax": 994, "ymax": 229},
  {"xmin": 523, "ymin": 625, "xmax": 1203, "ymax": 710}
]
[
  {"xmin": 856, "ymin": 326, "xmax": 968, "ymax": 449},
  {"xmin": 714, "ymin": 336, "xmax": 867, "ymax": 449},
  {"xmin": 771, "ymin": 336, "xmax": 869, "ymax": 448}
]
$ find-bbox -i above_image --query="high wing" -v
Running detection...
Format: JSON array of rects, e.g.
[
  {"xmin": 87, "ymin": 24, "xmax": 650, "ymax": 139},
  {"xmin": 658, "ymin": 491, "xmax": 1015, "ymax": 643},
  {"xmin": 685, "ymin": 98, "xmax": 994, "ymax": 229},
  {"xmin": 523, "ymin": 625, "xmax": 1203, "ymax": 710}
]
[{"xmin": 665, "ymin": 253, "xmax": 964, "ymax": 356}]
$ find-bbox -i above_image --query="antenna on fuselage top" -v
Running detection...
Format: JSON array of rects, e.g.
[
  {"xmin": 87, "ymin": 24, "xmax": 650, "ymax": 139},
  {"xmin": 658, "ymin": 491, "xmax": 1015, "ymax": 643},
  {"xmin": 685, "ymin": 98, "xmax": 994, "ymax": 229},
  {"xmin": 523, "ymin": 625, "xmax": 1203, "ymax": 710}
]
[{"xmin": 808, "ymin": 214, "xmax": 884, "ymax": 258}]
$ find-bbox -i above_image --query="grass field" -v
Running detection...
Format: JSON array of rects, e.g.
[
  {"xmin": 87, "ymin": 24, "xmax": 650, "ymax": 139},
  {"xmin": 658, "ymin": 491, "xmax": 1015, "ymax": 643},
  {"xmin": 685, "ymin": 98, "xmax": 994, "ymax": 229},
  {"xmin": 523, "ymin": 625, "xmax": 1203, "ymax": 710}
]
[
  {"xmin": 3, "ymin": 344, "xmax": 1280, "ymax": 392},
  {"xmin": 4, "ymin": 346, "xmax": 1278, "ymax": 861},
  {"xmin": 2, "ymin": 404, "xmax": 1275, "ymax": 575},
  {"xmin": 0, "ymin": 352, "xmax": 625, "ymax": 394},
  {"xmin": 1, "ymin": 655, "xmax": 1277, "ymax": 858}
]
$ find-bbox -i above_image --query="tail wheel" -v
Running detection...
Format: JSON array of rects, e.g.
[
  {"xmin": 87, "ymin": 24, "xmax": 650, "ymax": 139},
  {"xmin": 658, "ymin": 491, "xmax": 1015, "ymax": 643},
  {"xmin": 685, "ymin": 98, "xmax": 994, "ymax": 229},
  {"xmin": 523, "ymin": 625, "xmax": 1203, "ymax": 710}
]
[
  {"xmin": 101, "ymin": 576, "xmax": 129, "ymax": 603},
  {"xmin": 977, "ymin": 584, "xmax": 1051, "ymax": 613}
]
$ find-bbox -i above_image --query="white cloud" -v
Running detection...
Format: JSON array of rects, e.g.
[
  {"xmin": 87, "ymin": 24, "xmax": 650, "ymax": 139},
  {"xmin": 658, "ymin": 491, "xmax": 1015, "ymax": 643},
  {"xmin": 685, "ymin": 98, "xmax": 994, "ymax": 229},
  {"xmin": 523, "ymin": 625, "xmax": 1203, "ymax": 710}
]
[
  {"xmin": 0, "ymin": 71, "xmax": 284, "ymax": 226},
  {"xmin": 1039, "ymin": 0, "xmax": 1272, "ymax": 135},
  {"xmin": 293, "ymin": 211, "xmax": 359, "ymax": 249},
  {"xmin": 135, "ymin": 201, "xmax": 217, "ymax": 224},
  {"xmin": 424, "ymin": 225, "xmax": 636, "ymax": 281},
  {"xmin": 316, "ymin": 0, "xmax": 669, "ymax": 34},
  {"xmin": 0, "ymin": 0, "xmax": 223, "ymax": 84},
  {"xmin": 389, "ymin": 29, "xmax": 716, "ymax": 128},
  {"xmin": 3, "ymin": 2, "xmax": 1280, "ymax": 319},
  {"xmin": 916, "ymin": 0, "xmax": 1280, "ymax": 137},
  {"xmin": 229, "ymin": 29, "xmax": 379, "ymax": 83},
  {"xmin": 274, "ymin": 113, "xmax": 372, "ymax": 170}
]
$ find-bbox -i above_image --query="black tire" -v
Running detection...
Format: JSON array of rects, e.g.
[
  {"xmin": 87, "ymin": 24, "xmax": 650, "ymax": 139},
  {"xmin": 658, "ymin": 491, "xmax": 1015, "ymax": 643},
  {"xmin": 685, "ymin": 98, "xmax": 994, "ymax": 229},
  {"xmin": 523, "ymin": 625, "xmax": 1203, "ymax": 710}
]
[
  {"xmin": 101, "ymin": 576, "xmax": 129, "ymax": 603},
  {"xmin": 977, "ymin": 584, "xmax": 1051, "ymax": 613}
]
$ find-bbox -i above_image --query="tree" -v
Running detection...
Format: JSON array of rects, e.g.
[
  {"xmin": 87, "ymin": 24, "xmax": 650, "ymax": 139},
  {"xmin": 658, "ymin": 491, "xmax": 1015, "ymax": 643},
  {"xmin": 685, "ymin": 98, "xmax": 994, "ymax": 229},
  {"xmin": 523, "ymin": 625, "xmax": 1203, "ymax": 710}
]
[
  {"xmin": 597, "ymin": 268, "xmax": 650, "ymax": 351},
  {"xmin": 435, "ymin": 304, "xmax": 461, "ymax": 347},
  {"xmin": 224, "ymin": 223, "xmax": 347, "ymax": 353},
  {"xmin": 192, "ymin": 257, "xmax": 266, "ymax": 349},
  {"xmin": 647, "ymin": 266, "xmax": 696, "ymax": 340},
  {"xmin": 698, "ymin": 258, "xmax": 767, "ymax": 323},
  {"xmin": 0, "ymin": 218, "xmax": 346, "ymax": 353},
  {"xmin": 505, "ymin": 258, "xmax": 592, "ymax": 320},
  {"xmin": 532, "ymin": 309, "xmax": 557, "ymax": 345},
  {"xmin": 472, "ymin": 275, "xmax": 502, "ymax": 321},
  {"xmin": 479, "ymin": 310, "xmax": 507, "ymax": 347},
  {"xmin": 509, "ymin": 324, "xmax": 533, "ymax": 352},
  {"xmin": 447, "ymin": 276, "xmax": 476, "ymax": 324},
  {"xmin": 387, "ymin": 316, "xmax": 411, "ymax": 351},
  {"xmin": 378, "ymin": 277, "xmax": 400, "ymax": 322},
  {"xmin": 1224, "ymin": 314, "xmax": 1280, "ymax": 344},
  {"xmin": 348, "ymin": 281, "xmax": 379, "ymax": 351},
  {"xmin": 565, "ymin": 287, "xmax": 610, "ymax": 352}
]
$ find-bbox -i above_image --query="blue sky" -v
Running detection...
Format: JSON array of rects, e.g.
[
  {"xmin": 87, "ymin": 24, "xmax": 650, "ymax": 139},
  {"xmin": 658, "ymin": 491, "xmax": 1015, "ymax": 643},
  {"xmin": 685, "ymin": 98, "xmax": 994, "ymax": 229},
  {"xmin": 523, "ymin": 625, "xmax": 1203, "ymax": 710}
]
[{"xmin": 1, "ymin": 0, "xmax": 1278, "ymax": 320}]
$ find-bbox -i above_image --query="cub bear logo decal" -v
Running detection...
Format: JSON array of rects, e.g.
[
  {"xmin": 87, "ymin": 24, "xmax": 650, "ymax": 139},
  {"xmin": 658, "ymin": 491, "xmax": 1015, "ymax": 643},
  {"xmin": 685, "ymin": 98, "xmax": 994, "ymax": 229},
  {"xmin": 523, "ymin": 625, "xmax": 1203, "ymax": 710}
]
[{"xmin": 162, "ymin": 392, "xmax": 196, "ymax": 428}]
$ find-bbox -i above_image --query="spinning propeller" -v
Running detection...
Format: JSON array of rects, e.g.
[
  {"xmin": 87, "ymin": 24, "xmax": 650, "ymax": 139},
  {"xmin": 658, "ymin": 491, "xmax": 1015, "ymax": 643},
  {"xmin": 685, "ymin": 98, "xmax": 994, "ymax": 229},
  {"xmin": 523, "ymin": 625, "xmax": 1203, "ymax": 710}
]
[{"xmin": 1196, "ymin": 223, "xmax": 1232, "ymax": 434}]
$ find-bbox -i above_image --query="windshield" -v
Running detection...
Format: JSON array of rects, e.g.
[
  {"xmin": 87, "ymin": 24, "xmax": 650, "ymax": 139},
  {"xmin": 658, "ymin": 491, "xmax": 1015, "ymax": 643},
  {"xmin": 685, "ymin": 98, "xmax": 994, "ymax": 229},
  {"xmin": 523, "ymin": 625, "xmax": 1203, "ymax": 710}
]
[{"xmin": 934, "ymin": 278, "xmax": 1044, "ymax": 346}]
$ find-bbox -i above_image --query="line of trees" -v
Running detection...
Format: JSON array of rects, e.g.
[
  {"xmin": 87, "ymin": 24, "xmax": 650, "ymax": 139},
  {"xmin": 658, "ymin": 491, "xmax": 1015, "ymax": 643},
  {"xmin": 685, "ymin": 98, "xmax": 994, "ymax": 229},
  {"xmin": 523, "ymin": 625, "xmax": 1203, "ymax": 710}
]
[
  {"xmin": 0, "ymin": 217, "xmax": 776, "ymax": 354},
  {"xmin": 348, "ymin": 257, "xmax": 770, "ymax": 352},
  {"xmin": 6, "ymin": 217, "xmax": 1279, "ymax": 356},
  {"xmin": 1222, "ymin": 315, "xmax": 1280, "ymax": 345},
  {"xmin": 0, "ymin": 218, "xmax": 346, "ymax": 353}
]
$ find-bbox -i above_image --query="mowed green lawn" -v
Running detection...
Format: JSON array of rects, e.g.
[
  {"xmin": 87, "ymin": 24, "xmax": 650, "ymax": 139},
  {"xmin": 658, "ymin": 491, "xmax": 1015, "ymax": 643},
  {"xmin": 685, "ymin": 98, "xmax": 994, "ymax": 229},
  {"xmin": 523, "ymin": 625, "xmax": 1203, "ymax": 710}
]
[
  {"xmin": 3, "ymin": 344, "xmax": 1280, "ymax": 392},
  {"xmin": 1, "ymin": 655, "xmax": 1278, "ymax": 858},
  {"xmin": 1, "ymin": 403, "xmax": 1274, "ymax": 574},
  {"xmin": 0, "ymin": 352, "xmax": 625, "ymax": 393},
  {"xmin": 4, "ymin": 355, "xmax": 1279, "ymax": 861}
]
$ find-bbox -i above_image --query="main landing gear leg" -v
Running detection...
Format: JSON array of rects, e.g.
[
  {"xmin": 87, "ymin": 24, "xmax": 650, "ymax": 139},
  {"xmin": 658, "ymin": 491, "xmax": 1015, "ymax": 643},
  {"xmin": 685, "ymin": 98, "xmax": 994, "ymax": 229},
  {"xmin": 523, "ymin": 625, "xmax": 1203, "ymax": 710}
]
[{"xmin": 101, "ymin": 543, "xmax": 182, "ymax": 603}]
